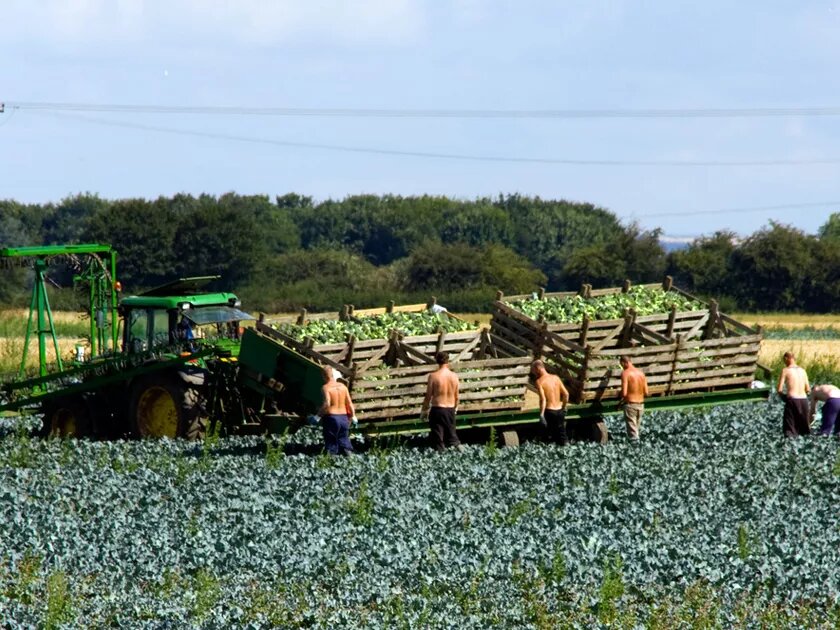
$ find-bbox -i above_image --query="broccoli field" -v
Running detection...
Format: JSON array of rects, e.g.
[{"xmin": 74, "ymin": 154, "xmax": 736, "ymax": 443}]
[{"xmin": 1, "ymin": 403, "xmax": 839, "ymax": 628}]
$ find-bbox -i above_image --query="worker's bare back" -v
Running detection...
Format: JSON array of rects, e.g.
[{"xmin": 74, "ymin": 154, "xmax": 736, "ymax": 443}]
[
  {"xmin": 427, "ymin": 366, "xmax": 459, "ymax": 408},
  {"xmin": 622, "ymin": 367, "xmax": 649, "ymax": 404},
  {"xmin": 537, "ymin": 373, "xmax": 568, "ymax": 410},
  {"xmin": 780, "ymin": 366, "xmax": 809, "ymax": 398},
  {"xmin": 322, "ymin": 382, "xmax": 352, "ymax": 415}
]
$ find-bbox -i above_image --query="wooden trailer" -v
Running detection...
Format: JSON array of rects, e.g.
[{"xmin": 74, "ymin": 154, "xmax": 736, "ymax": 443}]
[
  {"xmin": 490, "ymin": 277, "xmax": 768, "ymax": 404},
  {"xmin": 257, "ymin": 304, "xmax": 533, "ymax": 422}
]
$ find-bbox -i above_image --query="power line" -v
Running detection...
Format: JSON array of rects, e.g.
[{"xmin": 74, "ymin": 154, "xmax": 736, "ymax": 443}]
[
  {"xmin": 637, "ymin": 201, "xmax": 840, "ymax": 218},
  {"xmin": 9, "ymin": 100, "xmax": 840, "ymax": 119},
  {"xmin": 28, "ymin": 111, "xmax": 840, "ymax": 168}
]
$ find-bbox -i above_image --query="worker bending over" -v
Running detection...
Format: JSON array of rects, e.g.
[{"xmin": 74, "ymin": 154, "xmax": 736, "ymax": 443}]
[{"xmin": 809, "ymin": 383, "xmax": 840, "ymax": 437}]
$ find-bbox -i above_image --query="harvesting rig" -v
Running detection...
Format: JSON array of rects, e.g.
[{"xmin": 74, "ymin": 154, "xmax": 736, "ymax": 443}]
[{"xmin": 0, "ymin": 245, "xmax": 771, "ymax": 444}]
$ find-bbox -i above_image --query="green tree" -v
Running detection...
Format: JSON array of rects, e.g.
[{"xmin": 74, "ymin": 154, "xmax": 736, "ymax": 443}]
[
  {"xmin": 82, "ymin": 197, "xmax": 178, "ymax": 289},
  {"xmin": 818, "ymin": 212, "xmax": 840, "ymax": 242},
  {"xmin": 172, "ymin": 193, "xmax": 275, "ymax": 288},
  {"xmin": 42, "ymin": 193, "xmax": 108, "ymax": 244},
  {"xmin": 667, "ymin": 231, "xmax": 737, "ymax": 298},
  {"xmin": 728, "ymin": 222, "xmax": 817, "ymax": 311}
]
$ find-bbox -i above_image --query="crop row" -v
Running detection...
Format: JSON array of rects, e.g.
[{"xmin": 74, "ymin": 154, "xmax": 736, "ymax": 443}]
[
  {"xmin": 1, "ymin": 401, "xmax": 839, "ymax": 627},
  {"xmin": 508, "ymin": 286, "xmax": 703, "ymax": 323},
  {"xmin": 275, "ymin": 311, "xmax": 473, "ymax": 344}
]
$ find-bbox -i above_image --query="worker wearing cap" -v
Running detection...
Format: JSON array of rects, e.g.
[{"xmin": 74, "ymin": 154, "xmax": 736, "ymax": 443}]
[{"xmin": 319, "ymin": 367, "xmax": 356, "ymax": 455}]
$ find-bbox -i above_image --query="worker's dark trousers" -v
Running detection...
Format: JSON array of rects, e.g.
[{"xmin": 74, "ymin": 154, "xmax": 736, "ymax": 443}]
[
  {"xmin": 322, "ymin": 414, "xmax": 353, "ymax": 455},
  {"xmin": 783, "ymin": 397, "xmax": 811, "ymax": 437},
  {"xmin": 544, "ymin": 409, "xmax": 568, "ymax": 445},
  {"xmin": 429, "ymin": 406, "xmax": 460, "ymax": 451}
]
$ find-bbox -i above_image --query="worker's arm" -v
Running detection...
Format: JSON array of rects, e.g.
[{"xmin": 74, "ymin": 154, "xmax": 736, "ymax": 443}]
[
  {"xmin": 643, "ymin": 374, "xmax": 650, "ymax": 398},
  {"xmin": 319, "ymin": 385, "xmax": 330, "ymax": 417},
  {"xmin": 777, "ymin": 368, "xmax": 786, "ymax": 394},
  {"xmin": 537, "ymin": 382, "xmax": 546, "ymax": 416},
  {"xmin": 809, "ymin": 391, "xmax": 817, "ymax": 418},
  {"xmin": 804, "ymin": 372, "xmax": 811, "ymax": 395},
  {"xmin": 452, "ymin": 374, "xmax": 459, "ymax": 413},
  {"xmin": 344, "ymin": 387, "xmax": 356, "ymax": 419},
  {"xmin": 558, "ymin": 379, "xmax": 569, "ymax": 410},
  {"xmin": 421, "ymin": 377, "xmax": 432, "ymax": 417},
  {"xmin": 620, "ymin": 370, "xmax": 629, "ymax": 403}
]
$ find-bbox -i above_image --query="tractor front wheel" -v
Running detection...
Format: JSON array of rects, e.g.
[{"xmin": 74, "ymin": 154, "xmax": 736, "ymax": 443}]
[{"xmin": 129, "ymin": 375, "xmax": 206, "ymax": 440}]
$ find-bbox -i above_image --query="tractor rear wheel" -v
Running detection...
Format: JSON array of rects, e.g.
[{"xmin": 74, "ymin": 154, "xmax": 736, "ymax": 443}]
[
  {"xmin": 129, "ymin": 374, "xmax": 206, "ymax": 440},
  {"xmin": 41, "ymin": 398, "xmax": 91, "ymax": 438}
]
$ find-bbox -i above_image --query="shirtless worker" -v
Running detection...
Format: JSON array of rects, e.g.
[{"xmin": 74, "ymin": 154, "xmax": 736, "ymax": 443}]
[
  {"xmin": 532, "ymin": 360, "xmax": 570, "ymax": 445},
  {"xmin": 619, "ymin": 355, "xmax": 649, "ymax": 441},
  {"xmin": 319, "ymin": 367, "xmax": 357, "ymax": 455},
  {"xmin": 809, "ymin": 383, "xmax": 839, "ymax": 437},
  {"xmin": 778, "ymin": 352, "xmax": 811, "ymax": 437},
  {"xmin": 421, "ymin": 352, "xmax": 462, "ymax": 451}
]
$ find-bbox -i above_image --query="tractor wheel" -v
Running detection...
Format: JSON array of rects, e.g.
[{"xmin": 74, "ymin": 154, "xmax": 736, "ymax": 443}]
[
  {"xmin": 40, "ymin": 398, "xmax": 91, "ymax": 438},
  {"xmin": 500, "ymin": 430, "xmax": 520, "ymax": 448},
  {"xmin": 129, "ymin": 375, "xmax": 206, "ymax": 440}
]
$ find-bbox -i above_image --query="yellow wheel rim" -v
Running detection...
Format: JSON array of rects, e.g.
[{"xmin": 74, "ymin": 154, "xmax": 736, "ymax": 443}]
[{"xmin": 136, "ymin": 386, "xmax": 179, "ymax": 438}]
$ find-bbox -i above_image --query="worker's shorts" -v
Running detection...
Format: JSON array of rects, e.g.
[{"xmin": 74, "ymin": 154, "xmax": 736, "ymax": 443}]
[
  {"xmin": 322, "ymin": 414, "xmax": 353, "ymax": 455},
  {"xmin": 783, "ymin": 397, "xmax": 810, "ymax": 437},
  {"xmin": 623, "ymin": 403, "xmax": 644, "ymax": 441},
  {"xmin": 429, "ymin": 406, "xmax": 460, "ymax": 451},
  {"xmin": 818, "ymin": 397, "xmax": 840, "ymax": 436}
]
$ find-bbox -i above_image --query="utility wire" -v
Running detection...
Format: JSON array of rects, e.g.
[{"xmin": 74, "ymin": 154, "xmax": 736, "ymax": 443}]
[
  {"xmin": 637, "ymin": 201, "xmax": 840, "ymax": 218},
  {"xmin": 9, "ymin": 100, "xmax": 840, "ymax": 119},
  {"xmin": 29, "ymin": 111, "xmax": 840, "ymax": 167}
]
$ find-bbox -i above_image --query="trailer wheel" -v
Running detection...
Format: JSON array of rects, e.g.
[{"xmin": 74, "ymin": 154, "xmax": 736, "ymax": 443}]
[
  {"xmin": 130, "ymin": 375, "xmax": 205, "ymax": 439},
  {"xmin": 500, "ymin": 430, "xmax": 520, "ymax": 448},
  {"xmin": 570, "ymin": 418, "xmax": 609, "ymax": 444},
  {"xmin": 41, "ymin": 399, "xmax": 91, "ymax": 438}
]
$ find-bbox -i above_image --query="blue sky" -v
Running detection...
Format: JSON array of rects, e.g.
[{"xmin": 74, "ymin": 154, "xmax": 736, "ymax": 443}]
[{"xmin": 2, "ymin": 0, "xmax": 839, "ymax": 238}]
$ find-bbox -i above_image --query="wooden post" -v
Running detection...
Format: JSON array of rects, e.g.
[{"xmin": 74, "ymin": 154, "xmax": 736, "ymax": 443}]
[
  {"xmin": 585, "ymin": 284, "xmax": 592, "ymax": 299},
  {"xmin": 579, "ymin": 314, "xmax": 590, "ymax": 346},
  {"xmin": 345, "ymin": 334, "xmax": 356, "ymax": 368},
  {"xmin": 662, "ymin": 275, "xmax": 673, "ymax": 291},
  {"xmin": 665, "ymin": 305, "xmax": 677, "ymax": 338},
  {"xmin": 577, "ymin": 347, "xmax": 592, "ymax": 404},
  {"xmin": 296, "ymin": 308, "xmax": 307, "ymax": 326},
  {"xmin": 703, "ymin": 300, "xmax": 719, "ymax": 339},
  {"xmin": 538, "ymin": 286, "xmax": 546, "ymax": 300},
  {"xmin": 622, "ymin": 279, "xmax": 631, "ymax": 293},
  {"xmin": 258, "ymin": 312, "xmax": 266, "ymax": 324},
  {"xmin": 667, "ymin": 334, "xmax": 683, "ymax": 395},
  {"xmin": 348, "ymin": 304, "xmax": 355, "ymax": 317},
  {"xmin": 495, "ymin": 290, "xmax": 504, "ymax": 301},
  {"xmin": 620, "ymin": 308, "xmax": 635, "ymax": 347},
  {"xmin": 386, "ymin": 300, "xmax": 395, "ymax": 314},
  {"xmin": 579, "ymin": 283, "xmax": 588, "ymax": 297},
  {"xmin": 436, "ymin": 328, "xmax": 446, "ymax": 356},
  {"xmin": 340, "ymin": 305, "xmax": 349, "ymax": 321}
]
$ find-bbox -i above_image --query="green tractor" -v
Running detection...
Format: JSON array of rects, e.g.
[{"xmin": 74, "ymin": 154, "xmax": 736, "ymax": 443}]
[{"xmin": 0, "ymin": 245, "xmax": 325, "ymax": 439}]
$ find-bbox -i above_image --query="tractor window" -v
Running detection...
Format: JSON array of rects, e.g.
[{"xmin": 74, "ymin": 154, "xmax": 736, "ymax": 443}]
[
  {"xmin": 127, "ymin": 309, "xmax": 150, "ymax": 353},
  {"xmin": 150, "ymin": 309, "xmax": 174, "ymax": 347}
]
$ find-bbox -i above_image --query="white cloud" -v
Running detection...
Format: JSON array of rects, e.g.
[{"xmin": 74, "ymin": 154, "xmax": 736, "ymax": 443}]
[{"xmin": 0, "ymin": 0, "xmax": 426, "ymax": 47}]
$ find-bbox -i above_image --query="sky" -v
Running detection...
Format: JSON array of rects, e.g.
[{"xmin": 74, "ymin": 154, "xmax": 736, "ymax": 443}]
[{"xmin": 2, "ymin": 0, "xmax": 840, "ymax": 239}]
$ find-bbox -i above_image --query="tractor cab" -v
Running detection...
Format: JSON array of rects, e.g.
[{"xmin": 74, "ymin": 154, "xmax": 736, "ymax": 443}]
[{"xmin": 119, "ymin": 276, "xmax": 254, "ymax": 354}]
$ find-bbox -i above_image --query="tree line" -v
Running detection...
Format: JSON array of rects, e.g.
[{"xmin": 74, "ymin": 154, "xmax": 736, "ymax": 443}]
[{"xmin": 0, "ymin": 192, "xmax": 837, "ymax": 313}]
